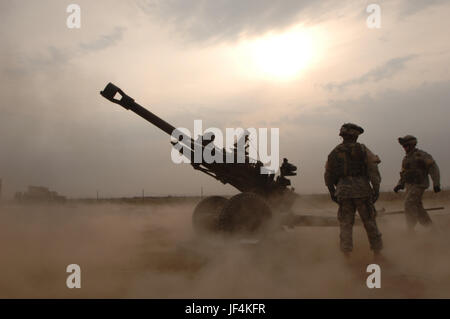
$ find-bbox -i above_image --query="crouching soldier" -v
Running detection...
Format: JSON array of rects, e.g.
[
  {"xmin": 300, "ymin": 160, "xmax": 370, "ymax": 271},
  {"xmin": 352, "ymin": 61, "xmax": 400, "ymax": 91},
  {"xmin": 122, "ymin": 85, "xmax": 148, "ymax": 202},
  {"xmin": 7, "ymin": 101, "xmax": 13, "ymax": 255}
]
[{"xmin": 324, "ymin": 123, "xmax": 383, "ymax": 256}]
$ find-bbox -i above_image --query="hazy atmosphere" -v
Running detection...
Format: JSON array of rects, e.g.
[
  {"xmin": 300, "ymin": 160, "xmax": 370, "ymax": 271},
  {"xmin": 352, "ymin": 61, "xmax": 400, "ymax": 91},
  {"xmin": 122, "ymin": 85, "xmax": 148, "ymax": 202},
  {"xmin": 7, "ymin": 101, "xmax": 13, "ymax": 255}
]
[
  {"xmin": 2, "ymin": 195, "xmax": 450, "ymax": 298},
  {"xmin": 1, "ymin": 0, "xmax": 450, "ymax": 302},
  {"xmin": 1, "ymin": 0, "xmax": 450, "ymax": 198}
]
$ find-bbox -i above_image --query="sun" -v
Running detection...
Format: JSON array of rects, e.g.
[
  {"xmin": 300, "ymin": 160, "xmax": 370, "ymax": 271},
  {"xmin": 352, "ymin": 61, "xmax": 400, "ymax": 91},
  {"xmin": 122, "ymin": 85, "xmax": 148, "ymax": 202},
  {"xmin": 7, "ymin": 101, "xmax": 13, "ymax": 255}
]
[{"xmin": 239, "ymin": 27, "xmax": 317, "ymax": 80}]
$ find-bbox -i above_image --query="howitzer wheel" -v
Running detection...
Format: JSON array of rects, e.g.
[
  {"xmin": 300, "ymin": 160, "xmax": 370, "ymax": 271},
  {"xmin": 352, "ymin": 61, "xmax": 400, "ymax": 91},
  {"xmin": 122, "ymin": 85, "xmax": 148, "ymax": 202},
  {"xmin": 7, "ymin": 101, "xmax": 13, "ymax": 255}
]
[
  {"xmin": 192, "ymin": 196, "xmax": 228, "ymax": 234},
  {"xmin": 218, "ymin": 192, "xmax": 272, "ymax": 235}
]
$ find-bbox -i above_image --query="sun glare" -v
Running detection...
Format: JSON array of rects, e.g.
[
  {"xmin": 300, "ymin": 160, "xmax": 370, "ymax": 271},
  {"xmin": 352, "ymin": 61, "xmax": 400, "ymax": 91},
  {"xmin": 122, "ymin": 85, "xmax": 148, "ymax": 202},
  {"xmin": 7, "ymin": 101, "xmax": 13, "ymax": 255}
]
[{"xmin": 237, "ymin": 27, "xmax": 318, "ymax": 80}]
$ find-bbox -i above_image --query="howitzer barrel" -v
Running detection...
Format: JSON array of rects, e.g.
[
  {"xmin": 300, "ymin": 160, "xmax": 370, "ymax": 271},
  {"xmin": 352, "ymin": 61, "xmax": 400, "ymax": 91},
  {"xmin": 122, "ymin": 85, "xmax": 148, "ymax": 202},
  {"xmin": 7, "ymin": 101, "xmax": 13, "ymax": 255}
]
[
  {"xmin": 100, "ymin": 82, "xmax": 177, "ymax": 136},
  {"xmin": 99, "ymin": 82, "xmax": 283, "ymax": 193}
]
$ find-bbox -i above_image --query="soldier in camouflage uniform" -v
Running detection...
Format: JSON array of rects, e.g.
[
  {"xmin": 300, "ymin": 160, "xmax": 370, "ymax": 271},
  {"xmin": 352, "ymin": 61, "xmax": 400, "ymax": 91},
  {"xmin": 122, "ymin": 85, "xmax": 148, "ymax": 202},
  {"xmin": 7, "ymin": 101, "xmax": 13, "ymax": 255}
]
[
  {"xmin": 394, "ymin": 135, "xmax": 441, "ymax": 230},
  {"xmin": 324, "ymin": 123, "xmax": 383, "ymax": 255}
]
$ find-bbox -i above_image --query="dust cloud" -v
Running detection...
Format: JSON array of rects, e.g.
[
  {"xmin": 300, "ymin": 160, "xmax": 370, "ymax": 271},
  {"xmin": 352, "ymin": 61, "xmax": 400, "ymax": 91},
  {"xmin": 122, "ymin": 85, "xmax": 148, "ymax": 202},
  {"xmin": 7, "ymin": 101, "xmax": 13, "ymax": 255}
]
[{"xmin": 0, "ymin": 194, "xmax": 449, "ymax": 298}]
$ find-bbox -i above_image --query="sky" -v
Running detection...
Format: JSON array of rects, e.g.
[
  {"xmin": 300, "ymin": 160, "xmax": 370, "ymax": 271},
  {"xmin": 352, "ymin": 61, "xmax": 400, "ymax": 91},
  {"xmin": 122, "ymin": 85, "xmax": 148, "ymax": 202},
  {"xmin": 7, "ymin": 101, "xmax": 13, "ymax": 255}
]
[{"xmin": 0, "ymin": 0, "xmax": 449, "ymax": 198}]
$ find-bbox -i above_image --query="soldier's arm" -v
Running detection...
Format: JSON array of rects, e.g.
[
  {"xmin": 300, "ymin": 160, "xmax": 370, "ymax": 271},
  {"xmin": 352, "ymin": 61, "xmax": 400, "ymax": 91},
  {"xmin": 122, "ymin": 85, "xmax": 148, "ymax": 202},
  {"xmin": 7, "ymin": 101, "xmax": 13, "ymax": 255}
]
[
  {"xmin": 365, "ymin": 147, "xmax": 381, "ymax": 192},
  {"xmin": 324, "ymin": 147, "xmax": 340, "ymax": 187},
  {"xmin": 324, "ymin": 159, "xmax": 338, "ymax": 203},
  {"xmin": 397, "ymin": 169, "xmax": 405, "ymax": 187},
  {"xmin": 395, "ymin": 156, "xmax": 406, "ymax": 188},
  {"xmin": 324, "ymin": 159, "xmax": 334, "ymax": 189},
  {"xmin": 392, "ymin": 162, "xmax": 406, "ymax": 193},
  {"xmin": 425, "ymin": 153, "xmax": 441, "ymax": 187}
]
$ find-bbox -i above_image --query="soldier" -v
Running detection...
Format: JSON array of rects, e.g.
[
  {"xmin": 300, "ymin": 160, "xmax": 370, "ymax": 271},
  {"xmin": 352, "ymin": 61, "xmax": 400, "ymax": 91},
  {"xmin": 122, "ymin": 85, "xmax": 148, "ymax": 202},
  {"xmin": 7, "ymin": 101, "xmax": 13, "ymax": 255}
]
[
  {"xmin": 324, "ymin": 123, "xmax": 383, "ymax": 256},
  {"xmin": 280, "ymin": 158, "xmax": 297, "ymax": 177},
  {"xmin": 277, "ymin": 158, "xmax": 297, "ymax": 187},
  {"xmin": 393, "ymin": 135, "xmax": 441, "ymax": 230}
]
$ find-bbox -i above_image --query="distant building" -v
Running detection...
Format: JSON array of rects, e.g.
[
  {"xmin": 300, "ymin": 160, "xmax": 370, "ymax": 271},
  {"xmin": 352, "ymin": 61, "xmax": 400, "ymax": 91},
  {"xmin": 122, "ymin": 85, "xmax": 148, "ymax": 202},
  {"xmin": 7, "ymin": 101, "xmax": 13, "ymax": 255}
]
[{"xmin": 15, "ymin": 186, "xmax": 66, "ymax": 203}]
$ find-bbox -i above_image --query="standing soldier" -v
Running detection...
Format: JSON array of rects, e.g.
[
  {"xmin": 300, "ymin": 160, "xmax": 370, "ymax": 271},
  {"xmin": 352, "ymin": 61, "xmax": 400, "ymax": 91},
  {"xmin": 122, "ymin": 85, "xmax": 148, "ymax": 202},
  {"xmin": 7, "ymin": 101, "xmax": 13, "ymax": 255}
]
[
  {"xmin": 393, "ymin": 135, "xmax": 441, "ymax": 230},
  {"xmin": 324, "ymin": 123, "xmax": 383, "ymax": 256}
]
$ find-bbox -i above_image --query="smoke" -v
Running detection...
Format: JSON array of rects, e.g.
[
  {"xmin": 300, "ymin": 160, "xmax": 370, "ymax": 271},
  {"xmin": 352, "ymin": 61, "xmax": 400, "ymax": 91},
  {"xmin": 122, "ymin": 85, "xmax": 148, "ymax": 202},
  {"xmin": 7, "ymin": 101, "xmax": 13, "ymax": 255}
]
[{"xmin": 0, "ymin": 196, "xmax": 449, "ymax": 298}]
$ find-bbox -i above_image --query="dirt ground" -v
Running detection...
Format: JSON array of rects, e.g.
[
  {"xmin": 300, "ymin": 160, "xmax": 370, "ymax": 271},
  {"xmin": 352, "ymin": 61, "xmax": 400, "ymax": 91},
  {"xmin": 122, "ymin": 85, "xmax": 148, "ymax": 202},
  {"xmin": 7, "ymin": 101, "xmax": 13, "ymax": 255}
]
[{"xmin": 0, "ymin": 193, "xmax": 449, "ymax": 298}]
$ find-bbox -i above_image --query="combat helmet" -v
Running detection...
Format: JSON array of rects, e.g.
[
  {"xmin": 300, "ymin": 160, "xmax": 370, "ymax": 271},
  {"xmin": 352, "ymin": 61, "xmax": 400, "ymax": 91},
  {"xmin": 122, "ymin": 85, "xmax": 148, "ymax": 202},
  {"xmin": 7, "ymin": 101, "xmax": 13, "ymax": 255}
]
[
  {"xmin": 398, "ymin": 135, "xmax": 417, "ymax": 147},
  {"xmin": 339, "ymin": 123, "xmax": 364, "ymax": 137}
]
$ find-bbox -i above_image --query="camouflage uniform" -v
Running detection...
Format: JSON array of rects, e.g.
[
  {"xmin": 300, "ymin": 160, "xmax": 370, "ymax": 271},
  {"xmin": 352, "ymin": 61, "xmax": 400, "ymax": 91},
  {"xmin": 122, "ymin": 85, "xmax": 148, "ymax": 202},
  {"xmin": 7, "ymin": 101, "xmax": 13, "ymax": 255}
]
[
  {"xmin": 395, "ymin": 135, "xmax": 441, "ymax": 229},
  {"xmin": 324, "ymin": 124, "xmax": 383, "ymax": 253}
]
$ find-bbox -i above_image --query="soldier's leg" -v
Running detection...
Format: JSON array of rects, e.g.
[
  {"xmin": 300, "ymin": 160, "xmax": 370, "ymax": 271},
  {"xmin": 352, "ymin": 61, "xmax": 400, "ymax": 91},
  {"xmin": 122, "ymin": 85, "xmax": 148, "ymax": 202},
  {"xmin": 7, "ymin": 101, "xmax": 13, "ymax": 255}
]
[
  {"xmin": 414, "ymin": 187, "xmax": 432, "ymax": 226},
  {"xmin": 405, "ymin": 185, "xmax": 431, "ymax": 229},
  {"xmin": 338, "ymin": 199, "xmax": 356, "ymax": 252},
  {"xmin": 404, "ymin": 185, "xmax": 419, "ymax": 230},
  {"xmin": 355, "ymin": 199, "xmax": 383, "ymax": 252}
]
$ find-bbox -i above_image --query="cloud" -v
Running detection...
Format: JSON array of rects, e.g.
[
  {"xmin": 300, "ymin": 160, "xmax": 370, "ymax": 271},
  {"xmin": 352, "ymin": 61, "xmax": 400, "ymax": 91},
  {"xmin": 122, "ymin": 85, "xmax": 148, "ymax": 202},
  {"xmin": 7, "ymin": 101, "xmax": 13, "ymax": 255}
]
[
  {"xmin": 397, "ymin": 0, "xmax": 449, "ymax": 17},
  {"xmin": 137, "ymin": 0, "xmax": 333, "ymax": 43},
  {"xmin": 136, "ymin": 0, "xmax": 450, "ymax": 44},
  {"xmin": 324, "ymin": 55, "xmax": 417, "ymax": 91},
  {"xmin": 292, "ymin": 80, "xmax": 450, "ymax": 132},
  {"xmin": 4, "ymin": 26, "xmax": 126, "ymax": 75},
  {"xmin": 79, "ymin": 26, "xmax": 125, "ymax": 53}
]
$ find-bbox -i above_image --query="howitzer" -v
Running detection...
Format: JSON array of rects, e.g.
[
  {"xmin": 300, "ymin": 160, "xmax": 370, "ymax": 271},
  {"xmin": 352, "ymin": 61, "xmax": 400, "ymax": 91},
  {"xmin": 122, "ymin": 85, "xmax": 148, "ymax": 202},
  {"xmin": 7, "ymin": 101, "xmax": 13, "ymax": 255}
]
[
  {"xmin": 100, "ymin": 83, "xmax": 295, "ymax": 196},
  {"xmin": 100, "ymin": 83, "xmax": 303, "ymax": 234}
]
